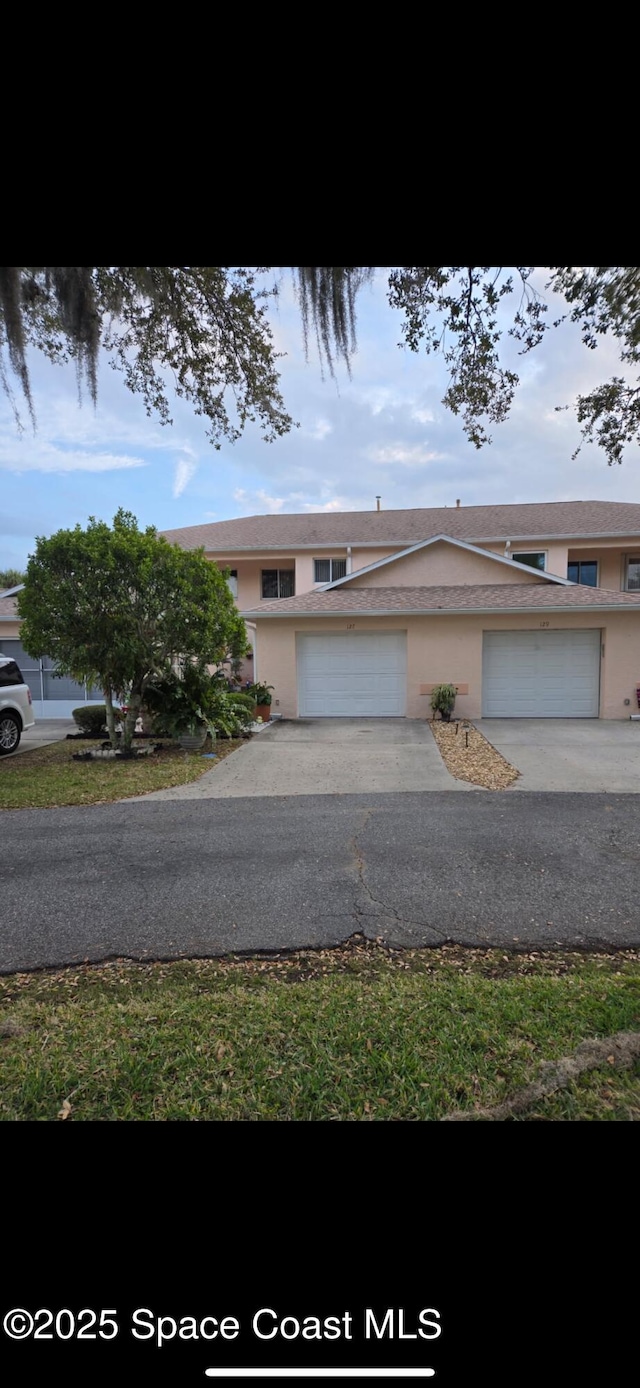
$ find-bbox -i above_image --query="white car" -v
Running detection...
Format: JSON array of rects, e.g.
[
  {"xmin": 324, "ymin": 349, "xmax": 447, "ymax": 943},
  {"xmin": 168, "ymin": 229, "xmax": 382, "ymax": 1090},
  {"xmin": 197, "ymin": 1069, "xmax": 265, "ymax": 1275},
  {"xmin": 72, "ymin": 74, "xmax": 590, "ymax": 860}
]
[{"xmin": 0, "ymin": 655, "xmax": 36, "ymax": 755}]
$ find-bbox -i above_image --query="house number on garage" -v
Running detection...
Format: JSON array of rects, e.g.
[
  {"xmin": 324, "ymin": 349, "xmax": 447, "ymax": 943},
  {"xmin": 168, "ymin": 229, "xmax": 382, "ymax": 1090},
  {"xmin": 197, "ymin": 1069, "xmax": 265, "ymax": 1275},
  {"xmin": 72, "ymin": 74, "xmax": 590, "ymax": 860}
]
[
  {"xmin": 346, "ymin": 623, "xmax": 356, "ymax": 629},
  {"xmin": 539, "ymin": 621, "xmax": 550, "ymax": 627}
]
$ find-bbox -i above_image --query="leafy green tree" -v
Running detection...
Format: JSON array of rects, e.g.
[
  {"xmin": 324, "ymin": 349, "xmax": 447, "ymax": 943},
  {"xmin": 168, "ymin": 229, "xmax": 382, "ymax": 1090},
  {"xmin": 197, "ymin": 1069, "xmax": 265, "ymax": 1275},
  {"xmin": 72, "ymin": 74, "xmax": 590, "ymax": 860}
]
[
  {"xmin": 295, "ymin": 266, "xmax": 640, "ymax": 464},
  {"xmin": 2, "ymin": 266, "xmax": 640, "ymax": 463},
  {"xmin": 386, "ymin": 266, "xmax": 640, "ymax": 464},
  {"xmin": 17, "ymin": 509, "xmax": 247, "ymax": 753},
  {"xmin": 0, "ymin": 267, "xmax": 293, "ymax": 446},
  {"xmin": 0, "ymin": 568, "xmax": 25, "ymax": 589}
]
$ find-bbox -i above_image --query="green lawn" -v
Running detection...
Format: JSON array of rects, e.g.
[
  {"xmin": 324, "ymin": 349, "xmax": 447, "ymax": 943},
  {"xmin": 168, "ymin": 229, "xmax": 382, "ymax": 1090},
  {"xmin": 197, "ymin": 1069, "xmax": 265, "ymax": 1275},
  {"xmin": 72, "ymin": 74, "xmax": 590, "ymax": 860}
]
[
  {"xmin": 1, "ymin": 943, "xmax": 638, "ymax": 1120},
  {"xmin": 0, "ymin": 736, "xmax": 243, "ymax": 809}
]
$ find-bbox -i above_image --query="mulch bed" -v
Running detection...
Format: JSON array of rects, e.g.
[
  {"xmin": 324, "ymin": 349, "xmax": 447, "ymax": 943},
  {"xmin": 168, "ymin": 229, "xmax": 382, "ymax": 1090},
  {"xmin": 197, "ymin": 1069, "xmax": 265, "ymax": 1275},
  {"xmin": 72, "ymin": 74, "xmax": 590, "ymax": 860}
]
[{"xmin": 430, "ymin": 718, "xmax": 519, "ymax": 790}]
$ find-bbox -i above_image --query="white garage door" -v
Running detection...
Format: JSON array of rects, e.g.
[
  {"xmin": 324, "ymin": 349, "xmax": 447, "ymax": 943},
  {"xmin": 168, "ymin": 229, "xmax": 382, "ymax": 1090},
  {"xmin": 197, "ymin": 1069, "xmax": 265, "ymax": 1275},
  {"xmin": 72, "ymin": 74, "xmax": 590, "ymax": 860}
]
[
  {"xmin": 482, "ymin": 630, "xmax": 600, "ymax": 717},
  {"xmin": 297, "ymin": 631, "xmax": 407, "ymax": 716}
]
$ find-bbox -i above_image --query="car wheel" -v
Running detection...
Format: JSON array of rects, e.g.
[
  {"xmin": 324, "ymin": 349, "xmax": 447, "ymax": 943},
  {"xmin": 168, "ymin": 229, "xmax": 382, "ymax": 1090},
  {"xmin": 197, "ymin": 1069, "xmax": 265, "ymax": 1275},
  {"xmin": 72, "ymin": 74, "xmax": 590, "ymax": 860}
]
[{"xmin": 0, "ymin": 714, "xmax": 21, "ymax": 754}]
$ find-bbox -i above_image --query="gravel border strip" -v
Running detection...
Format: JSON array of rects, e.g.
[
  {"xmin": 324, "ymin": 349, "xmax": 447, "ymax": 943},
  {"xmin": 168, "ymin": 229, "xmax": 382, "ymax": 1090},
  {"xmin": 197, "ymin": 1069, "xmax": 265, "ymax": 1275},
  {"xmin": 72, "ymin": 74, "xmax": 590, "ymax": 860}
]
[{"xmin": 430, "ymin": 719, "xmax": 520, "ymax": 790}]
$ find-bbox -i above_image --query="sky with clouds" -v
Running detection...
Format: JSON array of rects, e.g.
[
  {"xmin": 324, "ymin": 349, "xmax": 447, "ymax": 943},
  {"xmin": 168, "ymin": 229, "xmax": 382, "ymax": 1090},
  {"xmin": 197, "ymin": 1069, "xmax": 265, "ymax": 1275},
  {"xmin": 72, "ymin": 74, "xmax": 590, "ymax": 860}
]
[{"xmin": 2, "ymin": 268, "xmax": 640, "ymax": 571}]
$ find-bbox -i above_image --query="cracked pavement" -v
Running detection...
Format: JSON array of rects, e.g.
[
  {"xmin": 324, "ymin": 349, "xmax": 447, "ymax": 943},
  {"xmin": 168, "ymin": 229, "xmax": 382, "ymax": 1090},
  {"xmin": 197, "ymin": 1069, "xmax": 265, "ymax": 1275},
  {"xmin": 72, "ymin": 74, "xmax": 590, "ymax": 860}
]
[{"xmin": 2, "ymin": 791, "xmax": 640, "ymax": 972}]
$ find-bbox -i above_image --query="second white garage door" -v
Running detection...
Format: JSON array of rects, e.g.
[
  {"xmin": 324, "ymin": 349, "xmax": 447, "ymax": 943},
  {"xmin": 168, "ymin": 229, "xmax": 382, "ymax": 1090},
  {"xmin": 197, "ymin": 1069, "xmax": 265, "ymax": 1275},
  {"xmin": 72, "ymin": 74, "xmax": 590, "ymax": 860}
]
[
  {"xmin": 297, "ymin": 631, "xmax": 407, "ymax": 716},
  {"xmin": 482, "ymin": 629, "xmax": 601, "ymax": 717}
]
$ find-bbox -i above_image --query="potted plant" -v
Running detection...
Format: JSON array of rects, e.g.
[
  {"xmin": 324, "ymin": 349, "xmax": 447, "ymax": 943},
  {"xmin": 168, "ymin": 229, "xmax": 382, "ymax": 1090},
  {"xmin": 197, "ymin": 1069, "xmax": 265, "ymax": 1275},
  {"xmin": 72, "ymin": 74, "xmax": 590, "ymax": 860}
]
[
  {"xmin": 161, "ymin": 697, "xmax": 214, "ymax": 750},
  {"xmin": 247, "ymin": 681, "xmax": 274, "ymax": 722},
  {"xmin": 430, "ymin": 683, "xmax": 457, "ymax": 722},
  {"xmin": 174, "ymin": 714, "xmax": 213, "ymax": 752}
]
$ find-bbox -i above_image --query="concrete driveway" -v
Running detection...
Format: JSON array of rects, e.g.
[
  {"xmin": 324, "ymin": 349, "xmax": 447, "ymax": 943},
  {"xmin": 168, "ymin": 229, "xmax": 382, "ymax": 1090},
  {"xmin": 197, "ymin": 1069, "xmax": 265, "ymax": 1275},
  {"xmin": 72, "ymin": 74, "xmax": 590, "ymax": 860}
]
[
  {"xmin": 140, "ymin": 717, "xmax": 472, "ymax": 800},
  {"xmin": 475, "ymin": 719, "xmax": 640, "ymax": 792}
]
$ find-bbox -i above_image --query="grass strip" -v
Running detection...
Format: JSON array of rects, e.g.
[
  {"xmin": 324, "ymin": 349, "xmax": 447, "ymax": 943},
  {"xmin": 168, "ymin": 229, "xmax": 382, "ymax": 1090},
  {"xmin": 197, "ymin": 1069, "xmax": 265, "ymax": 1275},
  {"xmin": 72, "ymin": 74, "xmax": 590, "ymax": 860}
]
[
  {"xmin": 1, "ymin": 940, "xmax": 637, "ymax": 1120},
  {"xmin": 0, "ymin": 737, "xmax": 244, "ymax": 810}
]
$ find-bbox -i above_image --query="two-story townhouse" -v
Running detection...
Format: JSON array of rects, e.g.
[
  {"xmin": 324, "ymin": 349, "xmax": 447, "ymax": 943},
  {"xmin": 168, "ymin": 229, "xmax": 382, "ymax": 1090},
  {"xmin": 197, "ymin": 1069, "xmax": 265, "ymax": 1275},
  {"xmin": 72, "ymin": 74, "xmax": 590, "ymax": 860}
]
[
  {"xmin": 159, "ymin": 500, "xmax": 640, "ymax": 722},
  {"xmin": 5, "ymin": 499, "xmax": 640, "ymax": 720}
]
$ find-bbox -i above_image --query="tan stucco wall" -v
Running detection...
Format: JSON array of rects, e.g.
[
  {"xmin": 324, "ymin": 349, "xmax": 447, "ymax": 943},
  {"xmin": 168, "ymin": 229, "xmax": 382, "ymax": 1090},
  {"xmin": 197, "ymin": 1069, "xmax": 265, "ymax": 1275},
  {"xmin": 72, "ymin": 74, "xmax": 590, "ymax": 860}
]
[
  {"xmin": 483, "ymin": 540, "xmax": 569, "ymax": 579},
  {"xmin": 350, "ymin": 538, "xmax": 636, "ymax": 588},
  {"xmin": 209, "ymin": 556, "xmax": 297, "ymax": 609},
  {"xmin": 568, "ymin": 549, "xmax": 618, "ymax": 591},
  {"xmin": 204, "ymin": 535, "xmax": 640, "ymax": 607},
  {"xmin": 349, "ymin": 546, "xmax": 403, "ymax": 570},
  {"xmin": 295, "ymin": 555, "xmax": 316, "ymax": 594},
  {"xmin": 348, "ymin": 542, "xmax": 541, "ymax": 588},
  {"xmin": 566, "ymin": 547, "xmax": 640, "ymax": 592},
  {"xmin": 207, "ymin": 538, "xmax": 640, "ymax": 608},
  {"xmin": 255, "ymin": 611, "xmax": 640, "ymax": 721},
  {"xmin": 483, "ymin": 537, "xmax": 640, "ymax": 590},
  {"xmin": 0, "ymin": 620, "xmax": 21, "ymax": 640},
  {"xmin": 209, "ymin": 548, "xmax": 405, "ymax": 606},
  {"xmin": 297, "ymin": 550, "xmax": 401, "ymax": 592}
]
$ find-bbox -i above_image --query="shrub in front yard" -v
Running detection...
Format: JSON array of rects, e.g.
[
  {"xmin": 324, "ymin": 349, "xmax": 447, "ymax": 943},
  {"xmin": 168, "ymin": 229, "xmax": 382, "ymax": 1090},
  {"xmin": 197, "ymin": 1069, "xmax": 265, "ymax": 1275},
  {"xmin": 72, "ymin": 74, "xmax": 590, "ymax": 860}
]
[
  {"xmin": 230, "ymin": 691, "xmax": 257, "ymax": 715},
  {"xmin": 143, "ymin": 662, "xmax": 255, "ymax": 741},
  {"xmin": 72, "ymin": 704, "xmax": 121, "ymax": 737},
  {"xmin": 210, "ymin": 690, "xmax": 255, "ymax": 738}
]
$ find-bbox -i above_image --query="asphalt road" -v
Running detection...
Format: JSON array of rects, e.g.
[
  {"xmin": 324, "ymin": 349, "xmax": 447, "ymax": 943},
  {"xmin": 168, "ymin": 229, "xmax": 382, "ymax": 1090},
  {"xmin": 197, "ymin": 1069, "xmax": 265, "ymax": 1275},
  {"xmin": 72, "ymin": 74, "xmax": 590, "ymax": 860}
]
[{"xmin": 2, "ymin": 792, "xmax": 640, "ymax": 971}]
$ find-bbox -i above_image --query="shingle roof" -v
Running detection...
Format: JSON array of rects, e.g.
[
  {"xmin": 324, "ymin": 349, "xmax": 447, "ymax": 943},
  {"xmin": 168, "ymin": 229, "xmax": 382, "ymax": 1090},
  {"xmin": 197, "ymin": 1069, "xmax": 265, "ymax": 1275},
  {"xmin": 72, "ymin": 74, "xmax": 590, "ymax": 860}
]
[
  {"xmin": 0, "ymin": 594, "xmax": 18, "ymax": 617},
  {"xmin": 243, "ymin": 584, "xmax": 640, "ymax": 617},
  {"xmin": 162, "ymin": 500, "xmax": 640, "ymax": 551}
]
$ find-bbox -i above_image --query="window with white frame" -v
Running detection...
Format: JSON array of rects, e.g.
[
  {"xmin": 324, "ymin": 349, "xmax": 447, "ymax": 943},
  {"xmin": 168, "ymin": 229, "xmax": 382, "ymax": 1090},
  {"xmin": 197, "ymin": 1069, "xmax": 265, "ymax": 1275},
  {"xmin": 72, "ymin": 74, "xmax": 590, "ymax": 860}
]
[
  {"xmin": 513, "ymin": 551, "xmax": 546, "ymax": 571},
  {"xmin": 624, "ymin": 556, "xmax": 640, "ymax": 591},
  {"xmin": 226, "ymin": 569, "xmax": 238, "ymax": 598},
  {"xmin": 314, "ymin": 558, "xmax": 347, "ymax": 584}
]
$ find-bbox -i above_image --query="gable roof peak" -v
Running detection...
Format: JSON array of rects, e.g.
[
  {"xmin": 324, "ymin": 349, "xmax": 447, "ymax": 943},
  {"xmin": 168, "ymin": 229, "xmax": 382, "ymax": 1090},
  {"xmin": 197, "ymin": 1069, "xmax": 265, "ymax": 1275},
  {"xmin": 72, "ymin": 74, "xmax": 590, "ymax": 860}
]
[{"xmin": 324, "ymin": 533, "xmax": 572, "ymax": 588}]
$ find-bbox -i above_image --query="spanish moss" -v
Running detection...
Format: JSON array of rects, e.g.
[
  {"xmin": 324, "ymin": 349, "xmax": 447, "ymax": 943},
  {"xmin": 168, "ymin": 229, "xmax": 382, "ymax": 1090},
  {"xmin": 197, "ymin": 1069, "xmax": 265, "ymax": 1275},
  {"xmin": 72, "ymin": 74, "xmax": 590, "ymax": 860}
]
[
  {"xmin": 1, "ymin": 266, "xmax": 101, "ymax": 424},
  {"xmin": 48, "ymin": 266, "xmax": 101, "ymax": 405},
  {"xmin": 292, "ymin": 267, "xmax": 375, "ymax": 376},
  {"xmin": 0, "ymin": 267, "xmax": 294, "ymax": 446},
  {"xmin": 0, "ymin": 265, "xmax": 36, "ymax": 426}
]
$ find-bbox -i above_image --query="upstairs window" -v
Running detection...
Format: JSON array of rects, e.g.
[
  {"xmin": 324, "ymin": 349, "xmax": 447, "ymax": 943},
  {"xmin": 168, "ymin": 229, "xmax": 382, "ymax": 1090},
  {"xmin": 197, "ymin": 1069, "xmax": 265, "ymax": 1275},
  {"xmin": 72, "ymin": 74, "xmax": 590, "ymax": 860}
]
[
  {"xmin": 625, "ymin": 557, "xmax": 640, "ymax": 591},
  {"xmin": 261, "ymin": 569, "xmax": 295, "ymax": 599},
  {"xmin": 513, "ymin": 551, "xmax": 546, "ymax": 571},
  {"xmin": 567, "ymin": 560, "xmax": 598, "ymax": 587},
  {"xmin": 226, "ymin": 569, "xmax": 238, "ymax": 598},
  {"xmin": 314, "ymin": 558, "xmax": 347, "ymax": 584}
]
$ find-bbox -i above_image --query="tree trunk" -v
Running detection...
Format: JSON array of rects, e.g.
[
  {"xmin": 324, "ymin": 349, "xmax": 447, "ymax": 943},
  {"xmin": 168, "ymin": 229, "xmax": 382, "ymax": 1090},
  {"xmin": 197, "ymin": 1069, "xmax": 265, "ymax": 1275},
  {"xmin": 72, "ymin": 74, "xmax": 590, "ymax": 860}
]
[
  {"xmin": 103, "ymin": 686, "xmax": 119, "ymax": 750},
  {"xmin": 122, "ymin": 687, "xmax": 143, "ymax": 755}
]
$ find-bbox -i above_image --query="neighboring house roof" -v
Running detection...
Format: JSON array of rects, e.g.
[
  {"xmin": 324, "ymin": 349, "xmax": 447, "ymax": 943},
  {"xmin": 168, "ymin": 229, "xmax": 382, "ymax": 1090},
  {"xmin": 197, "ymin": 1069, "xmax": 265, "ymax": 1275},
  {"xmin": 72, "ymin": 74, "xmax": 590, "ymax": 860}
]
[
  {"xmin": 243, "ymin": 584, "xmax": 640, "ymax": 618},
  {"xmin": 322, "ymin": 535, "xmax": 573, "ymax": 588},
  {"xmin": 162, "ymin": 500, "xmax": 640, "ymax": 551},
  {"xmin": 0, "ymin": 594, "xmax": 19, "ymax": 618}
]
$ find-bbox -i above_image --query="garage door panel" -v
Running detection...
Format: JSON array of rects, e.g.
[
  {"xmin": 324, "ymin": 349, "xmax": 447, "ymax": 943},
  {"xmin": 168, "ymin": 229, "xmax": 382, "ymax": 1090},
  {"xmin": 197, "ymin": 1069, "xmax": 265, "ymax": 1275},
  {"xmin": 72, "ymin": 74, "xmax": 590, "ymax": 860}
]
[
  {"xmin": 482, "ymin": 630, "xmax": 600, "ymax": 717},
  {"xmin": 297, "ymin": 632, "xmax": 406, "ymax": 717}
]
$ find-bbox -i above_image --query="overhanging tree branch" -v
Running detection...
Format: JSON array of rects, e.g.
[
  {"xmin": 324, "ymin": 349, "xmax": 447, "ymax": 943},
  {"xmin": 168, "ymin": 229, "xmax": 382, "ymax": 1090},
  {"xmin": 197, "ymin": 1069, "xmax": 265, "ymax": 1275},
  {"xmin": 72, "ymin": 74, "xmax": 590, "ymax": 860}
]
[{"xmin": 2, "ymin": 265, "xmax": 640, "ymax": 465}]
